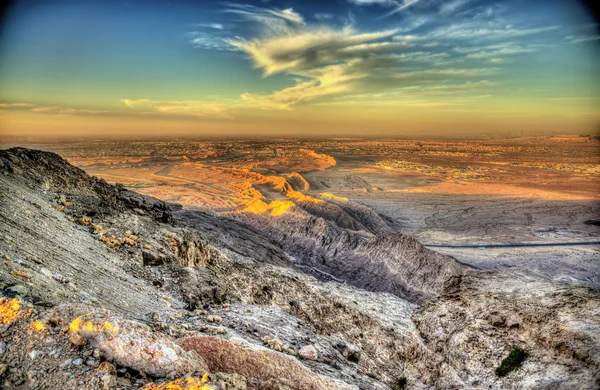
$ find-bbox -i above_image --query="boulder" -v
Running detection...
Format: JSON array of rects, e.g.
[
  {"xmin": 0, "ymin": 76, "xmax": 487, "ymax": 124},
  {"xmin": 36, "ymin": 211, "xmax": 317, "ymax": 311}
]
[{"xmin": 298, "ymin": 345, "xmax": 318, "ymax": 360}]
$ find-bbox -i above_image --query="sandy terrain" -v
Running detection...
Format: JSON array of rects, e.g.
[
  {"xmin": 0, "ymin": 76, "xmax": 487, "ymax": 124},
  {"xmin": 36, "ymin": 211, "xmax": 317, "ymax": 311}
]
[
  {"xmin": 3, "ymin": 136, "xmax": 598, "ymax": 287},
  {"xmin": 346, "ymin": 191, "xmax": 599, "ymax": 287}
]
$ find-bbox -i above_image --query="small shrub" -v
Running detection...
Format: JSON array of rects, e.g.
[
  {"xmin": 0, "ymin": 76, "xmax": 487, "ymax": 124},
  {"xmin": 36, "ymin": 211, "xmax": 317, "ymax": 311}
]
[
  {"xmin": 495, "ymin": 346, "xmax": 528, "ymax": 377},
  {"xmin": 391, "ymin": 377, "xmax": 407, "ymax": 390}
]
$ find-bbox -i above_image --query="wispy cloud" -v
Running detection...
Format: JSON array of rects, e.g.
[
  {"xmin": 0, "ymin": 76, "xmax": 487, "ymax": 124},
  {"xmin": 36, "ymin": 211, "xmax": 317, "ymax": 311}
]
[
  {"xmin": 229, "ymin": 27, "xmax": 399, "ymax": 76},
  {"xmin": 462, "ymin": 44, "xmax": 536, "ymax": 59},
  {"xmin": 314, "ymin": 13, "xmax": 334, "ymax": 21},
  {"xmin": 240, "ymin": 60, "xmax": 365, "ymax": 110},
  {"xmin": 0, "ymin": 103, "xmax": 35, "ymax": 109},
  {"xmin": 385, "ymin": 0, "xmax": 423, "ymax": 17},
  {"xmin": 221, "ymin": 2, "xmax": 506, "ymax": 110},
  {"xmin": 30, "ymin": 107, "xmax": 111, "ymax": 115},
  {"xmin": 121, "ymin": 99, "xmax": 233, "ymax": 118},
  {"xmin": 192, "ymin": 23, "xmax": 224, "ymax": 30},
  {"xmin": 428, "ymin": 23, "xmax": 560, "ymax": 40},
  {"xmin": 439, "ymin": 0, "xmax": 471, "ymax": 15},
  {"xmin": 347, "ymin": 0, "xmax": 423, "ymax": 16},
  {"xmin": 565, "ymin": 34, "xmax": 600, "ymax": 44},
  {"xmin": 0, "ymin": 103, "xmax": 111, "ymax": 116},
  {"xmin": 0, "ymin": 100, "xmax": 234, "ymax": 120},
  {"xmin": 223, "ymin": 3, "xmax": 305, "ymax": 30},
  {"xmin": 186, "ymin": 31, "xmax": 233, "ymax": 51},
  {"xmin": 180, "ymin": 2, "xmax": 566, "ymax": 113}
]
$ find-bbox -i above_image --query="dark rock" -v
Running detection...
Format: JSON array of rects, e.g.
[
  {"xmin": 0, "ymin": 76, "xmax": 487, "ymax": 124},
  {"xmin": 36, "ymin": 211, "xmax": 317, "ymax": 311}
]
[
  {"xmin": 142, "ymin": 250, "xmax": 165, "ymax": 266},
  {"xmin": 489, "ymin": 314, "xmax": 505, "ymax": 327},
  {"xmin": 7, "ymin": 285, "xmax": 29, "ymax": 297}
]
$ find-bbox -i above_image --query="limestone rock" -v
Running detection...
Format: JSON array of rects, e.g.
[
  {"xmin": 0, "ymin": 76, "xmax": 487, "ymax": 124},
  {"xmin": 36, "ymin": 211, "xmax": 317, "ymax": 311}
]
[
  {"xmin": 60, "ymin": 306, "xmax": 207, "ymax": 377},
  {"xmin": 179, "ymin": 336, "xmax": 356, "ymax": 390},
  {"xmin": 298, "ymin": 345, "xmax": 318, "ymax": 360}
]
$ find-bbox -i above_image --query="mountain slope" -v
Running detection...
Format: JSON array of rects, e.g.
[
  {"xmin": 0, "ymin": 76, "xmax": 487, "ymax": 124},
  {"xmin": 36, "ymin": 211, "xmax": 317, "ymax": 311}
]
[{"xmin": 0, "ymin": 147, "xmax": 598, "ymax": 390}]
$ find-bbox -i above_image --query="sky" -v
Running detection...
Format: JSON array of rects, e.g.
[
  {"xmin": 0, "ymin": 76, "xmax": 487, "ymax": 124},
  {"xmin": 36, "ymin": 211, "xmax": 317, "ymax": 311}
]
[{"xmin": 0, "ymin": 0, "xmax": 599, "ymax": 138}]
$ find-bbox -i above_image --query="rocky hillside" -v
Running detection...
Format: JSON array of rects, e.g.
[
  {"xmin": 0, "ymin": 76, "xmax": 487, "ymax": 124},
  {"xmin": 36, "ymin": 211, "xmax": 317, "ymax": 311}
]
[
  {"xmin": 227, "ymin": 208, "xmax": 463, "ymax": 303},
  {"xmin": 0, "ymin": 147, "xmax": 598, "ymax": 390},
  {"xmin": 221, "ymin": 173, "xmax": 464, "ymax": 303}
]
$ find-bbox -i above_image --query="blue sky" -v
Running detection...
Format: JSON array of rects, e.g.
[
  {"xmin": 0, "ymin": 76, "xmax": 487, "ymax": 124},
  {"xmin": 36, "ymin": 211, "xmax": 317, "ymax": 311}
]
[{"xmin": 0, "ymin": 0, "xmax": 598, "ymax": 136}]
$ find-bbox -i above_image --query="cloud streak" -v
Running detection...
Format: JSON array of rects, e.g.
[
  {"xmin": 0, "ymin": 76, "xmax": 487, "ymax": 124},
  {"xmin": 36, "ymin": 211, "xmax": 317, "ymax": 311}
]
[
  {"xmin": 0, "ymin": 100, "xmax": 235, "ymax": 120},
  {"xmin": 193, "ymin": 23, "xmax": 224, "ymax": 30},
  {"xmin": 385, "ymin": 0, "xmax": 423, "ymax": 16},
  {"xmin": 223, "ymin": 3, "xmax": 305, "ymax": 34},
  {"xmin": 121, "ymin": 99, "xmax": 233, "ymax": 118},
  {"xmin": 0, "ymin": 103, "xmax": 111, "ymax": 116}
]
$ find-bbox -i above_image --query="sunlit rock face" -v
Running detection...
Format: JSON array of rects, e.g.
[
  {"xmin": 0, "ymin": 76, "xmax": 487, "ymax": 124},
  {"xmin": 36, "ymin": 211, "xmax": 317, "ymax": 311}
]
[
  {"xmin": 240, "ymin": 198, "xmax": 296, "ymax": 217},
  {"xmin": 68, "ymin": 146, "xmax": 337, "ymax": 211},
  {"xmin": 209, "ymin": 167, "xmax": 465, "ymax": 303}
]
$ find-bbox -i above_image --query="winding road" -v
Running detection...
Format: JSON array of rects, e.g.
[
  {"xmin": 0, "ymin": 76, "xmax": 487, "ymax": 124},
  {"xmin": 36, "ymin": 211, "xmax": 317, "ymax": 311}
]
[{"xmin": 424, "ymin": 241, "xmax": 600, "ymax": 249}]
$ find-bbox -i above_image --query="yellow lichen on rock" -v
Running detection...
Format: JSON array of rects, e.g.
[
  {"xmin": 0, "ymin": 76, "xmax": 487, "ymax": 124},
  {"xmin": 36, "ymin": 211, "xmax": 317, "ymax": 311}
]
[
  {"xmin": 123, "ymin": 231, "xmax": 140, "ymax": 246},
  {"xmin": 100, "ymin": 231, "xmax": 140, "ymax": 248},
  {"xmin": 69, "ymin": 316, "xmax": 83, "ymax": 332},
  {"xmin": 100, "ymin": 236, "xmax": 121, "ymax": 248},
  {"xmin": 78, "ymin": 216, "xmax": 93, "ymax": 225},
  {"xmin": 69, "ymin": 315, "xmax": 118, "ymax": 337},
  {"xmin": 103, "ymin": 321, "xmax": 116, "ymax": 332},
  {"xmin": 142, "ymin": 373, "xmax": 212, "ymax": 390},
  {"xmin": 30, "ymin": 320, "xmax": 46, "ymax": 332},
  {"xmin": 0, "ymin": 297, "xmax": 30, "ymax": 325},
  {"xmin": 63, "ymin": 308, "xmax": 206, "ymax": 376}
]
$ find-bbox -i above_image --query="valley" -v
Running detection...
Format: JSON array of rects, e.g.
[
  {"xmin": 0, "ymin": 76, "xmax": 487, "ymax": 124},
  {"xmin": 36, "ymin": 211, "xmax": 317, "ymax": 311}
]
[
  {"xmin": 5, "ymin": 136, "xmax": 598, "ymax": 287},
  {"xmin": 0, "ymin": 138, "xmax": 598, "ymax": 389}
]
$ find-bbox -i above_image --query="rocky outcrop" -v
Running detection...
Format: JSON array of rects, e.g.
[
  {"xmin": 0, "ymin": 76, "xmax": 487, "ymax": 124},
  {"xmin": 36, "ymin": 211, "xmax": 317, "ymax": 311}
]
[
  {"xmin": 413, "ymin": 271, "xmax": 600, "ymax": 389},
  {"xmin": 294, "ymin": 200, "xmax": 368, "ymax": 231},
  {"xmin": 287, "ymin": 172, "xmax": 311, "ymax": 191},
  {"xmin": 174, "ymin": 209, "xmax": 292, "ymax": 268},
  {"xmin": 162, "ymin": 230, "xmax": 223, "ymax": 268},
  {"xmin": 179, "ymin": 336, "xmax": 356, "ymax": 390},
  {"xmin": 0, "ymin": 151, "xmax": 178, "ymax": 318},
  {"xmin": 229, "ymin": 207, "xmax": 464, "ymax": 303},
  {"xmin": 52, "ymin": 305, "xmax": 207, "ymax": 377},
  {"xmin": 0, "ymin": 147, "xmax": 173, "ymax": 223},
  {"xmin": 318, "ymin": 195, "xmax": 394, "ymax": 235}
]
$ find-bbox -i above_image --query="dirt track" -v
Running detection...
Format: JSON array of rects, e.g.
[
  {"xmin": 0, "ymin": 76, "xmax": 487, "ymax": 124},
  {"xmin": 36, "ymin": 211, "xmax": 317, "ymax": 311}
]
[{"xmin": 424, "ymin": 241, "xmax": 600, "ymax": 248}]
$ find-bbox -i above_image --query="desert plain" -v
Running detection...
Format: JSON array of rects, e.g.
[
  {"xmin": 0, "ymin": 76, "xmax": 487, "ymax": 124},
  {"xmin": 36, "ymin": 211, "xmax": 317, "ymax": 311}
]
[{"xmin": 3, "ymin": 135, "xmax": 598, "ymax": 287}]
